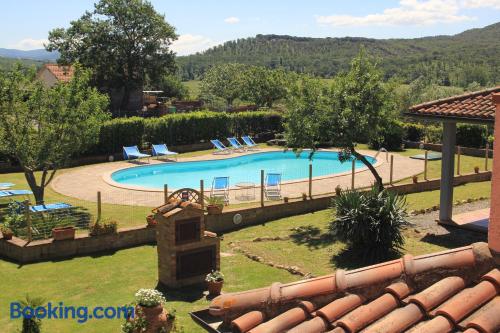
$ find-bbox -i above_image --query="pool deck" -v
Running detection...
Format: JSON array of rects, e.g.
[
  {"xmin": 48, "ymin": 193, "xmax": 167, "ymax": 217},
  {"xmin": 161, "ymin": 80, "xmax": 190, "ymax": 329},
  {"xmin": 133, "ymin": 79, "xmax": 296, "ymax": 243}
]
[{"xmin": 51, "ymin": 147, "xmax": 424, "ymax": 207}]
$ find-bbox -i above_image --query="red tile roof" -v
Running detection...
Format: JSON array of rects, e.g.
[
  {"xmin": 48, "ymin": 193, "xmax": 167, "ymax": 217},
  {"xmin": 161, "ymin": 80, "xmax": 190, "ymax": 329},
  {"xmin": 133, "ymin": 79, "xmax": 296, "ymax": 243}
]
[
  {"xmin": 42, "ymin": 64, "xmax": 74, "ymax": 82},
  {"xmin": 191, "ymin": 242, "xmax": 500, "ymax": 333},
  {"xmin": 407, "ymin": 87, "xmax": 500, "ymax": 122}
]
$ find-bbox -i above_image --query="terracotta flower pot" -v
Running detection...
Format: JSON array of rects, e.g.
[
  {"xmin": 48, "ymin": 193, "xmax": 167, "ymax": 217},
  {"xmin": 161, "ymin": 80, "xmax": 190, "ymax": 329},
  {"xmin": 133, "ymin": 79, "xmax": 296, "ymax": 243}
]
[
  {"xmin": 2, "ymin": 230, "xmax": 13, "ymax": 240},
  {"xmin": 135, "ymin": 305, "xmax": 172, "ymax": 333},
  {"xmin": 207, "ymin": 205, "xmax": 223, "ymax": 215},
  {"xmin": 52, "ymin": 226, "xmax": 75, "ymax": 241},
  {"xmin": 146, "ymin": 215, "xmax": 157, "ymax": 227},
  {"xmin": 474, "ymin": 166, "xmax": 480, "ymax": 174},
  {"xmin": 207, "ymin": 280, "xmax": 224, "ymax": 296},
  {"xmin": 283, "ymin": 197, "xmax": 289, "ymax": 203},
  {"xmin": 412, "ymin": 176, "xmax": 419, "ymax": 184}
]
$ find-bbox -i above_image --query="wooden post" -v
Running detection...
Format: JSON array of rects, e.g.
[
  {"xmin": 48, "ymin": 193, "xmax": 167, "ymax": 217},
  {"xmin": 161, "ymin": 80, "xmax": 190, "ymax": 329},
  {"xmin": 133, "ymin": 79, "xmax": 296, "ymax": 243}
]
[
  {"xmin": 97, "ymin": 191, "xmax": 102, "ymax": 222},
  {"xmin": 424, "ymin": 150, "xmax": 428, "ymax": 180},
  {"xmin": 308, "ymin": 163, "xmax": 313, "ymax": 199},
  {"xmin": 351, "ymin": 159, "xmax": 355, "ymax": 190},
  {"xmin": 260, "ymin": 170, "xmax": 264, "ymax": 207},
  {"xmin": 485, "ymin": 143, "xmax": 489, "ymax": 171},
  {"xmin": 389, "ymin": 155, "xmax": 394, "ymax": 185},
  {"xmin": 25, "ymin": 200, "xmax": 32, "ymax": 242},
  {"xmin": 200, "ymin": 180, "xmax": 204, "ymax": 208},
  {"xmin": 164, "ymin": 184, "xmax": 168, "ymax": 204},
  {"xmin": 456, "ymin": 146, "xmax": 461, "ymax": 175}
]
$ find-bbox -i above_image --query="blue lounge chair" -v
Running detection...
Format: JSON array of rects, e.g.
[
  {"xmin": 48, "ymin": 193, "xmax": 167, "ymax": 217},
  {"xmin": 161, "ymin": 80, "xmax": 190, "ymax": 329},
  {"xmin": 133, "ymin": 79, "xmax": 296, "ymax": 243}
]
[
  {"xmin": 0, "ymin": 183, "xmax": 14, "ymax": 189},
  {"xmin": 211, "ymin": 177, "xmax": 229, "ymax": 204},
  {"xmin": 29, "ymin": 202, "xmax": 72, "ymax": 213},
  {"xmin": 123, "ymin": 146, "xmax": 151, "ymax": 163},
  {"xmin": 264, "ymin": 173, "xmax": 282, "ymax": 200},
  {"xmin": 152, "ymin": 144, "xmax": 178, "ymax": 161},
  {"xmin": 0, "ymin": 190, "xmax": 32, "ymax": 199},
  {"xmin": 241, "ymin": 136, "xmax": 259, "ymax": 150},
  {"xmin": 210, "ymin": 140, "xmax": 231, "ymax": 155},
  {"xmin": 227, "ymin": 137, "xmax": 245, "ymax": 152}
]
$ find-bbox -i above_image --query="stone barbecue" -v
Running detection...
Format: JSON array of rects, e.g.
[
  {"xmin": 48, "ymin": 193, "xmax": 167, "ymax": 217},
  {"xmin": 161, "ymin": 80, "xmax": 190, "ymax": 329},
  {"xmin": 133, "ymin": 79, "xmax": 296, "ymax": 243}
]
[{"xmin": 154, "ymin": 195, "xmax": 220, "ymax": 288}]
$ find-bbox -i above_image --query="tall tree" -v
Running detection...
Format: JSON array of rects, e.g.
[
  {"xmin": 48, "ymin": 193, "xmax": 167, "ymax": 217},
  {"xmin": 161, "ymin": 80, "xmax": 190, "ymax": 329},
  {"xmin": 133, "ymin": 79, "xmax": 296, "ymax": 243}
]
[
  {"xmin": 0, "ymin": 64, "xmax": 109, "ymax": 204},
  {"xmin": 285, "ymin": 50, "xmax": 389, "ymax": 190},
  {"xmin": 199, "ymin": 63, "xmax": 247, "ymax": 109},
  {"xmin": 242, "ymin": 66, "xmax": 293, "ymax": 108},
  {"xmin": 46, "ymin": 0, "xmax": 177, "ymax": 115}
]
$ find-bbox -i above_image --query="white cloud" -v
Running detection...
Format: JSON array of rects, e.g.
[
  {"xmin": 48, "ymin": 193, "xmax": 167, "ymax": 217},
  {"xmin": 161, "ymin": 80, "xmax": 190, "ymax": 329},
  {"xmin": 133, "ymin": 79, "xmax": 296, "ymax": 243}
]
[
  {"xmin": 316, "ymin": 0, "xmax": 475, "ymax": 27},
  {"xmin": 461, "ymin": 0, "xmax": 500, "ymax": 9},
  {"xmin": 171, "ymin": 34, "xmax": 221, "ymax": 56},
  {"xmin": 224, "ymin": 16, "xmax": 240, "ymax": 24},
  {"xmin": 9, "ymin": 38, "xmax": 48, "ymax": 50}
]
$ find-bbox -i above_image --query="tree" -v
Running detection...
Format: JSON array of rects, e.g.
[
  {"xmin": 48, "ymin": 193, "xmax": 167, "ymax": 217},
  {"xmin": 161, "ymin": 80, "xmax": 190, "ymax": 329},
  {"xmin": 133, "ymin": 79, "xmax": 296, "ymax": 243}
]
[
  {"xmin": 0, "ymin": 64, "xmax": 109, "ymax": 204},
  {"xmin": 19, "ymin": 295, "xmax": 46, "ymax": 333},
  {"xmin": 152, "ymin": 73, "xmax": 189, "ymax": 100},
  {"xmin": 285, "ymin": 50, "xmax": 389, "ymax": 190},
  {"xmin": 46, "ymin": 0, "xmax": 177, "ymax": 115},
  {"xmin": 242, "ymin": 66, "xmax": 292, "ymax": 108},
  {"xmin": 199, "ymin": 63, "xmax": 247, "ymax": 109}
]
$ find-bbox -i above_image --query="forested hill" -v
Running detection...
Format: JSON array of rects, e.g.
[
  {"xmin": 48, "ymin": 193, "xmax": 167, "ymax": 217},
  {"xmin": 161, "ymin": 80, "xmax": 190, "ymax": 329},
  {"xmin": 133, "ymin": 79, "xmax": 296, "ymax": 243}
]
[{"xmin": 178, "ymin": 22, "xmax": 500, "ymax": 87}]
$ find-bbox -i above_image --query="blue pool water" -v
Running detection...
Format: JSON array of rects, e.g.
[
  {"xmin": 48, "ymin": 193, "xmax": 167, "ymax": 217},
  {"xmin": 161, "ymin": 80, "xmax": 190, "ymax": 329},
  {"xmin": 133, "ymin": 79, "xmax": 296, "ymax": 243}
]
[{"xmin": 111, "ymin": 151, "xmax": 375, "ymax": 189}]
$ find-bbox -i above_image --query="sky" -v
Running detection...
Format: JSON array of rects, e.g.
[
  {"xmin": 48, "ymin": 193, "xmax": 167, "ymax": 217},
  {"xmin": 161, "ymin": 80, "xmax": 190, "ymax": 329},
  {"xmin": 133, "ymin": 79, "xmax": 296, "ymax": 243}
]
[{"xmin": 1, "ymin": 0, "xmax": 499, "ymax": 55}]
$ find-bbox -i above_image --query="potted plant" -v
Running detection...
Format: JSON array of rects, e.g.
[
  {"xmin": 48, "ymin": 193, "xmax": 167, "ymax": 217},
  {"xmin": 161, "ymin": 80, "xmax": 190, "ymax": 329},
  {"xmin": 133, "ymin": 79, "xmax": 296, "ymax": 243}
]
[
  {"xmin": 89, "ymin": 219, "xmax": 118, "ymax": 236},
  {"xmin": 206, "ymin": 270, "xmax": 224, "ymax": 296},
  {"xmin": 474, "ymin": 166, "xmax": 480, "ymax": 174},
  {"xmin": 412, "ymin": 175, "xmax": 419, "ymax": 184},
  {"xmin": 52, "ymin": 226, "xmax": 76, "ymax": 241},
  {"xmin": 335, "ymin": 185, "xmax": 342, "ymax": 196},
  {"xmin": 283, "ymin": 196, "xmax": 289, "ymax": 203},
  {"xmin": 205, "ymin": 196, "xmax": 224, "ymax": 215},
  {"xmin": 131, "ymin": 288, "xmax": 173, "ymax": 333},
  {"xmin": 146, "ymin": 215, "xmax": 157, "ymax": 227},
  {"xmin": 302, "ymin": 193, "xmax": 308, "ymax": 201},
  {"xmin": 1, "ymin": 223, "xmax": 13, "ymax": 240}
]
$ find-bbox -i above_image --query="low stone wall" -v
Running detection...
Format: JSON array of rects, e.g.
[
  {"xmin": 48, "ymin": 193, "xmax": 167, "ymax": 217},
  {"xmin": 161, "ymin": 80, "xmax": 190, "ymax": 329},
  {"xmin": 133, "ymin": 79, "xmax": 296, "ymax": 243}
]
[
  {"xmin": 404, "ymin": 141, "xmax": 493, "ymax": 158},
  {"xmin": 0, "ymin": 171, "xmax": 491, "ymax": 263}
]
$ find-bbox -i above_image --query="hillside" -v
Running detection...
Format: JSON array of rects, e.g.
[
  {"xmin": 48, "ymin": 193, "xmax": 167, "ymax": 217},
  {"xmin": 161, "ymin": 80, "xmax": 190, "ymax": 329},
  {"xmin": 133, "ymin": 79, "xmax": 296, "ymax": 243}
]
[
  {"xmin": 178, "ymin": 22, "xmax": 500, "ymax": 87},
  {"xmin": 0, "ymin": 48, "xmax": 58, "ymax": 61},
  {"xmin": 0, "ymin": 56, "xmax": 45, "ymax": 70}
]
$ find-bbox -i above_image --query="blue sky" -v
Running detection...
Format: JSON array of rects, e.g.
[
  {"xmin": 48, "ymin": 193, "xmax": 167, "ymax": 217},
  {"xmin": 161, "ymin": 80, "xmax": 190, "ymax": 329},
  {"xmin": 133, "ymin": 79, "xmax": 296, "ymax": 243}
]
[{"xmin": 1, "ymin": 0, "xmax": 499, "ymax": 55}]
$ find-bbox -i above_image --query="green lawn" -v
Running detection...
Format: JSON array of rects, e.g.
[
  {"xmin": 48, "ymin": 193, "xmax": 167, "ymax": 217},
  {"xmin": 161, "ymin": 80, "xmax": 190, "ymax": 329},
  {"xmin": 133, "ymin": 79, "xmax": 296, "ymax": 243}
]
[{"xmin": 0, "ymin": 191, "xmax": 486, "ymax": 332}]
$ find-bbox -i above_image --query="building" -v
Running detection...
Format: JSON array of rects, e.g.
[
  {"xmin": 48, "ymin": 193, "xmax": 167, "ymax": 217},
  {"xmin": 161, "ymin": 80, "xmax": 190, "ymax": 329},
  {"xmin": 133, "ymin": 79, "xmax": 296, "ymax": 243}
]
[
  {"xmin": 190, "ymin": 91, "xmax": 500, "ymax": 333},
  {"xmin": 37, "ymin": 64, "xmax": 74, "ymax": 87}
]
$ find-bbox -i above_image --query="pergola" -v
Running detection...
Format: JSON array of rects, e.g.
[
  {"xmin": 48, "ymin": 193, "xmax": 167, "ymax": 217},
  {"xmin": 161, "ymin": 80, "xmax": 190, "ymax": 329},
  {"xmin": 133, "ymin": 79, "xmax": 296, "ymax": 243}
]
[{"xmin": 406, "ymin": 86, "xmax": 500, "ymax": 223}]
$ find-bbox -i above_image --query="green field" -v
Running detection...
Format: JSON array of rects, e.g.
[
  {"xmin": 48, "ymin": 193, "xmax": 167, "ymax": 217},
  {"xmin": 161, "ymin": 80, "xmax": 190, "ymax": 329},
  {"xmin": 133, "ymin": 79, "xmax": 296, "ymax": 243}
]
[{"xmin": 182, "ymin": 80, "xmax": 201, "ymax": 99}]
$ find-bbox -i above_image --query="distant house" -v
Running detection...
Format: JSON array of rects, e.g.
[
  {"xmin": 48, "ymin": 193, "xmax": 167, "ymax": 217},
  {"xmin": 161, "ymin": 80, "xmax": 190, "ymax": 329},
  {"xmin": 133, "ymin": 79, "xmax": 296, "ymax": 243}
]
[{"xmin": 37, "ymin": 64, "xmax": 74, "ymax": 87}]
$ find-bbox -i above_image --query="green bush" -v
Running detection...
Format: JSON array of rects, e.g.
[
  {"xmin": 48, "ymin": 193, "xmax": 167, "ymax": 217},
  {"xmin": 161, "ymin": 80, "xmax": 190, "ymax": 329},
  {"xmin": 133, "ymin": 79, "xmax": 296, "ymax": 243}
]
[
  {"xmin": 329, "ymin": 187, "xmax": 409, "ymax": 263},
  {"xmin": 402, "ymin": 122, "xmax": 425, "ymax": 142},
  {"xmin": 88, "ymin": 110, "xmax": 283, "ymax": 154},
  {"xmin": 370, "ymin": 120, "xmax": 404, "ymax": 151},
  {"xmin": 456, "ymin": 124, "xmax": 488, "ymax": 148}
]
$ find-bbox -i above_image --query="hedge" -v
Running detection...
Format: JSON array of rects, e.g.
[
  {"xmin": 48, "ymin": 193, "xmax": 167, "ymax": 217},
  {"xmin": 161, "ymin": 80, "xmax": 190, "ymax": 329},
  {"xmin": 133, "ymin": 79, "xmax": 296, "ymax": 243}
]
[
  {"xmin": 456, "ymin": 124, "xmax": 488, "ymax": 148},
  {"xmin": 88, "ymin": 110, "xmax": 283, "ymax": 154}
]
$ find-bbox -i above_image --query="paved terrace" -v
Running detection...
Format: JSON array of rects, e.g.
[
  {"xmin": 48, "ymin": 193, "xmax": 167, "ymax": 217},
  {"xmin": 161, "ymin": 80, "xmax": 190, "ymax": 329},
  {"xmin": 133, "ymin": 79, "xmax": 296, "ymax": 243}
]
[{"xmin": 51, "ymin": 148, "xmax": 424, "ymax": 207}]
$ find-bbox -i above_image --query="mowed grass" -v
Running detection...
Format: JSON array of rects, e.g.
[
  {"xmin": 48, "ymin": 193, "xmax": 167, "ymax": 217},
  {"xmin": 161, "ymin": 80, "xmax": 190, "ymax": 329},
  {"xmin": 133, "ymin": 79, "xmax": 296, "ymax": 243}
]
[{"xmin": 0, "ymin": 187, "xmax": 486, "ymax": 332}]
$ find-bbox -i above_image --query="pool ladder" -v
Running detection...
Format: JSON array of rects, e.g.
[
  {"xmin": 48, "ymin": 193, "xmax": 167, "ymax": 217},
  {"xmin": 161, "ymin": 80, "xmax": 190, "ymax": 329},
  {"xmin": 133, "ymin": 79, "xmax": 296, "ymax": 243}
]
[{"xmin": 374, "ymin": 148, "xmax": 389, "ymax": 162}]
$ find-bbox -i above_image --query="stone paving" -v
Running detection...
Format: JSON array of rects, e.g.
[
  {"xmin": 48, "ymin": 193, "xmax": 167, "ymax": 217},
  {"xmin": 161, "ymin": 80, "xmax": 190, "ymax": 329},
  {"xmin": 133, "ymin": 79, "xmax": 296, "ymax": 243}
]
[{"xmin": 51, "ymin": 147, "xmax": 424, "ymax": 207}]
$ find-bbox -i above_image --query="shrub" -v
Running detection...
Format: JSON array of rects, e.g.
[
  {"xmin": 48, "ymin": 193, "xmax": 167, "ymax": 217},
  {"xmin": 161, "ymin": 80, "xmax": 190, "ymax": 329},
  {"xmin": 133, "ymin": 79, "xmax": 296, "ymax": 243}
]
[
  {"xmin": 96, "ymin": 117, "xmax": 145, "ymax": 154},
  {"xmin": 402, "ymin": 122, "xmax": 425, "ymax": 142},
  {"xmin": 424, "ymin": 125, "xmax": 442, "ymax": 144},
  {"xmin": 456, "ymin": 124, "xmax": 488, "ymax": 148},
  {"xmin": 135, "ymin": 288, "xmax": 166, "ymax": 308},
  {"xmin": 89, "ymin": 219, "xmax": 118, "ymax": 236},
  {"xmin": 329, "ymin": 187, "xmax": 409, "ymax": 263},
  {"xmin": 19, "ymin": 295, "xmax": 46, "ymax": 333},
  {"xmin": 370, "ymin": 120, "xmax": 404, "ymax": 151}
]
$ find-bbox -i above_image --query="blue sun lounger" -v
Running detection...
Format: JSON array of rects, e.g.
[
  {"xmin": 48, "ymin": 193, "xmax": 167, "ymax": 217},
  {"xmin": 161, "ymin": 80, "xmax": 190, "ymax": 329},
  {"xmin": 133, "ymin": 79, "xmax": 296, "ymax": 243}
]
[
  {"xmin": 123, "ymin": 146, "xmax": 151, "ymax": 163},
  {"xmin": 227, "ymin": 137, "xmax": 246, "ymax": 152},
  {"xmin": 152, "ymin": 144, "xmax": 178, "ymax": 161},
  {"xmin": 264, "ymin": 173, "xmax": 282, "ymax": 200},
  {"xmin": 0, "ymin": 183, "xmax": 14, "ymax": 189},
  {"xmin": 0, "ymin": 190, "xmax": 32, "ymax": 198},
  {"xmin": 241, "ymin": 136, "xmax": 259, "ymax": 150},
  {"xmin": 210, "ymin": 140, "xmax": 231, "ymax": 155},
  {"xmin": 211, "ymin": 177, "xmax": 229, "ymax": 204},
  {"xmin": 29, "ymin": 202, "xmax": 73, "ymax": 213}
]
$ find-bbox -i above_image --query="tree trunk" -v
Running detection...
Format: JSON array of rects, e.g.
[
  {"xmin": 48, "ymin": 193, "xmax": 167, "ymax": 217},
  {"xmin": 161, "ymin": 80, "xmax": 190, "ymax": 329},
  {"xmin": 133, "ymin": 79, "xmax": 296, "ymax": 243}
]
[
  {"xmin": 24, "ymin": 170, "xmax": 45, "ymax": 205},
  {"xmin": 352, "ymin": 149, "xmax": 384, "ymax": 191}
]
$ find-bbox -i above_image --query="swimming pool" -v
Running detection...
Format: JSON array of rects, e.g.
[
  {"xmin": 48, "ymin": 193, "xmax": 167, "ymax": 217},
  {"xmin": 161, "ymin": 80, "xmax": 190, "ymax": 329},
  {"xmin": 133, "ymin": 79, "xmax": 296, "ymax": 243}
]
[{"xmin": 110, "ymin": 151, "xmax": 376, "ymax": 190}]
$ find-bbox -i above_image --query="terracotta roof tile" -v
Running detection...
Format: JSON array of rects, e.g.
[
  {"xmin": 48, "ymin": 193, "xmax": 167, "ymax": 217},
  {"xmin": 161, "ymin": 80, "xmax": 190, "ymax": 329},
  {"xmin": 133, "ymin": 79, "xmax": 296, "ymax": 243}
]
[
  {"xmin": 192, "ymin": 243, "xmax": 499, "ymax": 333},
  {"xmin": 407, "ymin": 86, "xmax": 500, "ymax": 122},
  {"xmin": 42, "ymin": 64, "xmax": 74, "ymax": 82}
]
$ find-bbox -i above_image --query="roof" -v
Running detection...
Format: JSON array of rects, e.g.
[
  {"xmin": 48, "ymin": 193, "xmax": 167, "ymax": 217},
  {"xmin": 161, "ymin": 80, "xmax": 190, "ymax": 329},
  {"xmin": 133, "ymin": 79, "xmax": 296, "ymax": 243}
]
[
  {"xmin": 191, "ymin": 242, "xmax": 500, "ymax": 333},
  {"xmin": 407, "ymin": 86, "xmax": 500, "ymax": 123},
  {"xmin": 41, "ymin": 64, "xmax": 74, "ymax": 82}
]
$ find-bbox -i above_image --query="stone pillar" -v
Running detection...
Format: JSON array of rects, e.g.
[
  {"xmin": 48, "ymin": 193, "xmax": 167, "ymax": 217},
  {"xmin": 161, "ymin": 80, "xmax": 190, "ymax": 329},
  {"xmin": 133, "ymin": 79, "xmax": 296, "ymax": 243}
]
[
  {"xmin": 489, "ymin": 93, "xmax": 500, "ymax": 254},
  {"xmin": 439, "ymin": 121, "xmax": 456, "ymax": 223}
]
